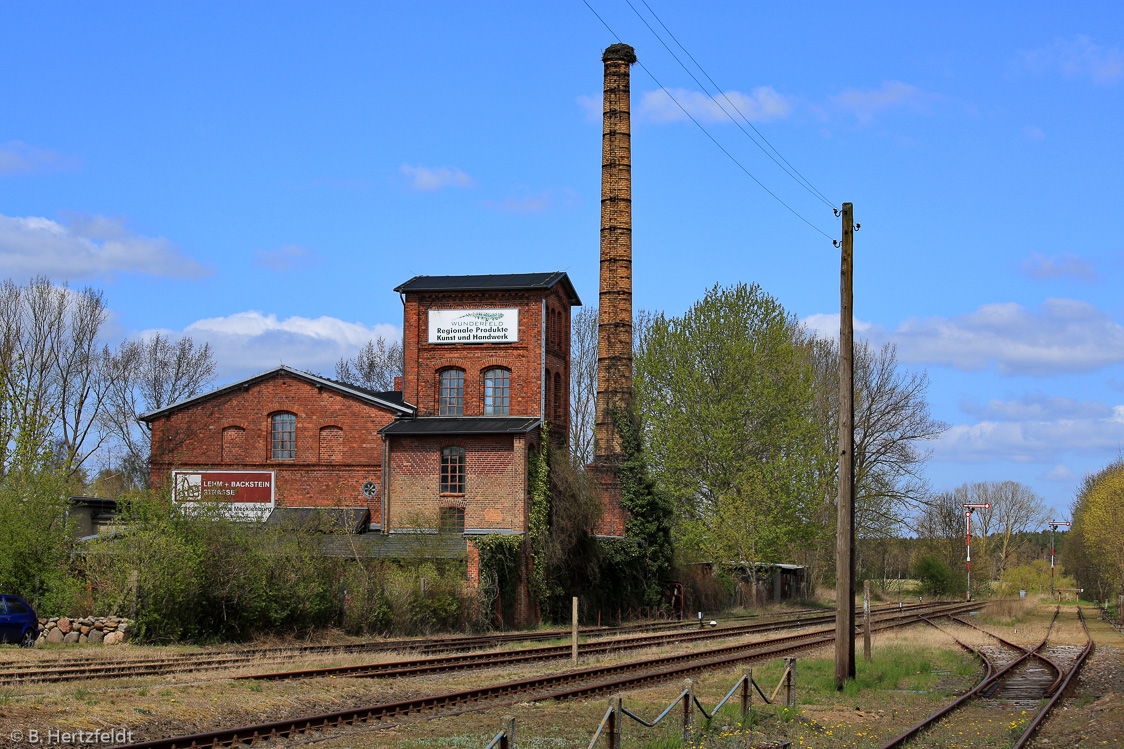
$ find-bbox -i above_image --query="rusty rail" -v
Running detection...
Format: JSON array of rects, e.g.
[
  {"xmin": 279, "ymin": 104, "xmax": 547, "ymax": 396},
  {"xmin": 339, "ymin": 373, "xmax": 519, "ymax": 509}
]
[
  {"xmin": 109, "ymin": 602, "xmax": 975, "ymax": 749},
  {"xmin": 878, "ymin": 609, "xmax": 1058, "ymax": 749},
  {"xmin": 1012, "ymin": 607, "xmax": 1095, "ymax": 749},
  {"xmin": 238, "ymin": 601, "xmax": 957, "ymax": 683}
]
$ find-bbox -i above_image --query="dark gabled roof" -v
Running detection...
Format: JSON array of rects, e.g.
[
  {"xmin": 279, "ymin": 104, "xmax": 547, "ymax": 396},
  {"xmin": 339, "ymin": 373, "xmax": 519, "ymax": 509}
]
[
  {"xmin": 394, "ymin": 272, "xmax": 581, "ymax": 306},
  {"xmin": 264, "ymin": 507, "xmax": 371, "ymax": 534},
  {"xmin": 139, "ymin": 365, "xmax": 415, "ymax": 422},
  {"xmin": 315, "ymin": 375, "xmax": 407, "ymax": 407},
  {"xmin": 379, "ymin": 416, "xmax": 541, "ymax": 436},
  {"xmin": 317, "ymin": 532, "xmax": 468, "ymax": 560},
  {"xmin": 69, "ymin": 496, "xmax": 119, "ymax": 509}
]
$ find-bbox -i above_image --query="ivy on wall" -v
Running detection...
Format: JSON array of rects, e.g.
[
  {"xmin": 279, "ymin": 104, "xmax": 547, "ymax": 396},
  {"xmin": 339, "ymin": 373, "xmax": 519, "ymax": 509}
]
[
  {"xmin": 526, "ymin": 434, "xmax": 554, "ymax": 607},
  {"xmin": 611, "ymin": 404, "xmax": 675, "ymax": 606},
  {"xmin": 472, "ymin": 533, "xmax": 523, "ymax": 627}
]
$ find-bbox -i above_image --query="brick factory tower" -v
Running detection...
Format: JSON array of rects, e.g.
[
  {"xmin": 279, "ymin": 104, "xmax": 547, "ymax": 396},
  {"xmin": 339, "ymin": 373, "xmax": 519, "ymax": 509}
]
[
  {"xmin": 592, "ymin": 43, "xmax": 637, "ymax": 536},
  {"xmin": 594, "ymin": 42, "xmax": 636, "ymax": 465}
]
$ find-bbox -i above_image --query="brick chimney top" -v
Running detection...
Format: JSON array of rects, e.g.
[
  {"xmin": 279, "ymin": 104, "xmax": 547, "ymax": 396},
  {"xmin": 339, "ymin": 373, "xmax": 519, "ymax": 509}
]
[{"xmin": 602, "ymin": 43, "xmax": 637, "ymax": 64}]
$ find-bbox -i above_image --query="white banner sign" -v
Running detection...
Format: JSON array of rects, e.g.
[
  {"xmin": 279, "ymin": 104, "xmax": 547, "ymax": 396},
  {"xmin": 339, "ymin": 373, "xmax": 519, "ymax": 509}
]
[
  {"xmin": 172, "ymin": 470, "xmax": 276, "ymax": 520},
  {"xmin": 428, "ymin": 309, "xmax": 519, "ymax": 344}
]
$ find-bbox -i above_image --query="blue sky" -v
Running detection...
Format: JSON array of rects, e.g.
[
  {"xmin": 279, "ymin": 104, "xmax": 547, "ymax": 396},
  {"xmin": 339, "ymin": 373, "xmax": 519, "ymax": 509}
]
[{"xmin": 3, "ymin": 2, "xmax": 1123, "ymax": 518}]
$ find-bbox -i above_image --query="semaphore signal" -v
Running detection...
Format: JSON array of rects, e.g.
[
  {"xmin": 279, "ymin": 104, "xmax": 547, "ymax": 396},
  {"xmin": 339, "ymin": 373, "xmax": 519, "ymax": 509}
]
[{"xmin": 962, "ymin": 503, "xmax": 990, "ymax": 602}]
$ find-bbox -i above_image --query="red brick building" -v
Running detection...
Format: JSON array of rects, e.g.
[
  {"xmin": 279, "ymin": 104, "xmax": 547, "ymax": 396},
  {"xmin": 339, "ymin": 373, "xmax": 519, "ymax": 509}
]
[{"xmin": 142, "ymin": 271, "xmax": 581, "ymax": 624}]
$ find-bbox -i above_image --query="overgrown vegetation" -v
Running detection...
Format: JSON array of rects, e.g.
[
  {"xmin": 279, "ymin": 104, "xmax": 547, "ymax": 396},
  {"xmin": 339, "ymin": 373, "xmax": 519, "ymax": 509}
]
[
  {"xmin": 1065, "ymin": 456, "xmax": 1124, "ymax": 602},
  {"xmin": 912, "ymin": 554, "xmax": 957, "ymax": 597},
  {"xmin": 72, "ymin": 492, "xmax": 487, "ymax": 641},
  {"xmin": 473, "ymin": 533, "xmax": 524, "ymax": 627},
  {"xmin": 612, "ymin": 405, "xmax": 675, "ymax": 606}
]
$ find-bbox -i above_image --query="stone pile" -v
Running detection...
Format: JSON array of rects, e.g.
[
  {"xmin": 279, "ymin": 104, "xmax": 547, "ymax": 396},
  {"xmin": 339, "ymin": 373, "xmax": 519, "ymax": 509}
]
[{"xmin": 36, "ymin": 616, "xmax": 134, "ymax": 646}]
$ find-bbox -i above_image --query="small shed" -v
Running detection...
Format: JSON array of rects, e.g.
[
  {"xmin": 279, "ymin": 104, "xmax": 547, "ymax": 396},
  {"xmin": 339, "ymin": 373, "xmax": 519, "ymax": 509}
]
[{"xmin": 67, "ymin": 496, "xmax": 121, "ymax": 539}]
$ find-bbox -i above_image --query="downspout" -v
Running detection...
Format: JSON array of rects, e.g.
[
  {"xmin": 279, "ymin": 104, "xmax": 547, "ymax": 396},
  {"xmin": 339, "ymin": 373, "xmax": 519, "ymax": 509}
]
[
  {"xmin": 540, "ymin": 298, "xmax": 546, "ymax": 422},
  {"xmin": 381, "ymin": 433, "xmax": 389, "ymax": 534}
]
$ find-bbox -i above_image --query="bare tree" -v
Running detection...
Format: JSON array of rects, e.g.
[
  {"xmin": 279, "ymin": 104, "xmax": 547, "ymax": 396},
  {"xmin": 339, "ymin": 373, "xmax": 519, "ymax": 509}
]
[
  {"xmin": 0, "ymin": 277, "xmax": 110, "ymax": 477},
  {"xmin": 334, "ymin": 337, "xmax": 403, "ymax": 392},
  {"xmin": 568, "ymin": 307, "xmax": 658, "ymax": 468},
  {"xmin": 568, "ymin": 306, "xmax": 597, "ymax": 466},
  {"xmin": 965, "ymin": 481, "xmax": 1049, "ymax": 578},
  {"xmin": 101, "ymin": 333, "xmax": 216, "ymax": 487},
  {"xmin": 915, "ymin": 489, "xmax": 967, "ymax": 570},
  {"xmin": 810, "ymin": 338, "xmax": 947, "ymax": 537}
]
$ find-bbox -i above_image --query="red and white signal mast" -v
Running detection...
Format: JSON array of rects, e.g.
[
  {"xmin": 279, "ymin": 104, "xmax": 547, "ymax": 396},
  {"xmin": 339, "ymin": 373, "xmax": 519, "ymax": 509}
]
[
  {"xmin": 1047, "ymin": 520, "xmax": 1070, "ymax": 596},
  {"xmin": 962, "ymin": 503, "xmax": 990, "ymax": 601}
]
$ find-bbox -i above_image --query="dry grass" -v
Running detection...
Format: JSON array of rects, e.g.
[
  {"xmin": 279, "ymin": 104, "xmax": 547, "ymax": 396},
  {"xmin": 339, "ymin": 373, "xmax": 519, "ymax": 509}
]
[
  {"xmin": 3, "ymin": 603, "xmax": 1097, "ymax": 748},
  {"xmin": 978, "ymin": 597, "xmax": 1036, "ymax": 623}
]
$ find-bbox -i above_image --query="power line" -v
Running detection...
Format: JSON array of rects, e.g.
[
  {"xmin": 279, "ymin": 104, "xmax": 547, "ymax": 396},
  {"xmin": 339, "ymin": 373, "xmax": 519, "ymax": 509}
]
[
  {"xmin": 635, "ymin": 0, "xmax": 837, "ymax": 209},
  {"xmin": 580, "ymin": 0, "xmax": 837, "ymax": 242}
]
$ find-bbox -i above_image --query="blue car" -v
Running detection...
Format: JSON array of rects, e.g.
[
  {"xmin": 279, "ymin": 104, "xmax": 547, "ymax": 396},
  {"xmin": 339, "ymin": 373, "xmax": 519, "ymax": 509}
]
[{"xmin": 0, "ymin": 595, "xmax": 39, "ymax": 647}]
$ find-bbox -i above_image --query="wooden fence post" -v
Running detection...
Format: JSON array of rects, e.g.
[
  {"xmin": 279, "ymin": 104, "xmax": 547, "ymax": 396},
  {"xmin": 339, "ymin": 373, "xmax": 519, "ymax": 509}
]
[
  {"xmin": 499, "ymin": 715, "xmax": 515, "ymax": 749},
  {"xmin": 863, "ymin": 580, "xmax": 872, "ymax": 662},
  {"xmin": 785, "ymin": 657, "xmax": 796, "ymax": 708},
  {"xmin": 572, "ymin": 596, "xmax": 579, "ymax": 666},
  {"xmin": 742, "ymin": 667, "xmax": 752, "ymax": 720},
  {"xmin": 607, "ymin": 695, "xmax": 621, "ymax": 749},
  {"xmin": 682, "ymin": 678, "xmax": 694, "ymax": 741}
]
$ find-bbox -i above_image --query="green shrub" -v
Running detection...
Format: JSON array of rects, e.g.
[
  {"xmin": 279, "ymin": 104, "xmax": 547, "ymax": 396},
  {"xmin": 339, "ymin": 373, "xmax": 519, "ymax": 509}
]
[{"xmin": 913, "ymin": 555, "xmax": 954, "ymax": 596}]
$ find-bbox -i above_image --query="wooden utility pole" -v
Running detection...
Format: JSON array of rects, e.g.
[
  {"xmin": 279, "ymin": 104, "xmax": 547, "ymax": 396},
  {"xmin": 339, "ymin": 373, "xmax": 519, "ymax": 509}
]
[{"xmin": 834, "ymin": 202, "xmax": 856, "ymax": 689}]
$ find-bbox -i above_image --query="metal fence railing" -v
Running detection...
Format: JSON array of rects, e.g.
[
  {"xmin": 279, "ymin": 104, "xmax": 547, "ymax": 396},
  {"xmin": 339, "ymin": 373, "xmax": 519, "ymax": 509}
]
[
  {"xmin": 587, "ymin": 658, "xmax": 797, "ymax": 749},
  {"xmin": 479, "ymin": 658, "xmax": 798, "ymax": 748}
]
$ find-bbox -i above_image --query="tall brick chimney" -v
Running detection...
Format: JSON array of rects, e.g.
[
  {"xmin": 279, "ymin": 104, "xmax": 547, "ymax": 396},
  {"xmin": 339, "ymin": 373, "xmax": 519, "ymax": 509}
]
[{"xmin": 594, "ymin": 43, "xmax": 637, "ymax": 466}]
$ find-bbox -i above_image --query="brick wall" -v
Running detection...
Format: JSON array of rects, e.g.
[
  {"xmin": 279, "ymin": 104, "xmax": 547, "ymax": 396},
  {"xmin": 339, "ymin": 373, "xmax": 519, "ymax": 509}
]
[
  {"xmin": 148, "ymin": 373, "xmax": 397, "ymax": 521},
  {"xmin": 595, "ymin": 45, "xmax": 635, "ymax": 463},
  {"xmin": 401, "ymin": 286, "xmax": 571, "ymax": 441},
  {"xmin": 386, "ymin": 431, "xmax": 532, "ymax": 533}
]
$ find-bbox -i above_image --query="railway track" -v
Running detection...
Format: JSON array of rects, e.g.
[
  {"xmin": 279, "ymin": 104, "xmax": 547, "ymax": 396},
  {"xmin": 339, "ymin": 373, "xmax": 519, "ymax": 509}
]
[
  {"xmin": 0, "ymin": 616, "xmax": 730, "ymax": 684},
  {"xmin": 879, "ymin": 605, "xmax": 1094, "ymax": 749},
  {"xmin": 106, "ymin": 601, "xmax": 978, "ymax": 749},
  {"xmin": 237, "ymin": 601, "xmax": 955, "ymax": 682},
  {"xmin": 2, "ymin": 603, "xmax": 933, "ymax": 685}
]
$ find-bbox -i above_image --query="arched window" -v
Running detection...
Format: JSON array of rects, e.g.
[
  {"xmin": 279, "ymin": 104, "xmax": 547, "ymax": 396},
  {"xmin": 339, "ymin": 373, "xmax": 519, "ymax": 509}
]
[
  {"xmin": 270, "ymin": 412, "xmax": 296, "ymax": 459},
  {"xmin": 440, "ymin": 446, "xmax": 466, "ymax": 494},
  {"xmin": 554, "ymin": 371, "xmax": 563, "ymax": 422},
  {"xmin": 319, "ymin": 425, "xmax": 343, "ymax": 462},
  {"xmin": 483, "ymin": 368, "xmax": 510, "ymax": 415},
  {"xmin": 545, "ymin": 368, "xmax": 552, "ymax": 420},
  {"xmin": 438, "ymin": 369, "xmax": 465, "ymax": 416},
  {"xmin": 222, "ymin": 426, "xmax": 245, "ymax": 463}
]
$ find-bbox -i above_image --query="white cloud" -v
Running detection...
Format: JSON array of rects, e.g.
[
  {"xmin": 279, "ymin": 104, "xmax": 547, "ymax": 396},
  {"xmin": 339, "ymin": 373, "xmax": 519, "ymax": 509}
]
[
  {"xmin": 0, "ymin": 141, "xmax": 77, "ymax": 175},
  {"xmin": 254, "ymin": 244, "xmax": 316, "ymax": 272},
  {"xmin": 1016, "ymin": 35, "xmax": 1124, "ymax": 84},
  {"xmin": 1023, "ymin": 125, "xmax": 1046, "ymax": 142},
  {"xmin": 1020, "ymin": 251, "xmax": 1096, "ymax": 281},
  {"xmin": 577, "ymin": 94, "xmax": 602, "ymax": 123},
  {"xmin": 803, "ymin": 298, "xmax": 1124, "ymax": 375},
  {"xmin": 959, "ymin": 392, "xmax": 1113, "ymax": 422},
  {"xmin": 800, "ymin": 312, "xmax": 874, "ymax": 340},
  {"xmin": 399, "ymin": 164, "xmax": 474, "ymax": 191},
  {"xmin": 830, "ymin": 81, "xmax": 943, "ymax": 124},
  {"xmin": 0, "ymin": 213, "xmax": 212, "ymax": 281},
  {"xmin": 1042, "ymin": 465, "xmax": 1077, "ymax": 482},
  {"xmin": 141, "ymin": 311, "xmax": 401, "ymax": 382},
  {"xmin": 637, "ymin": 86, "xmax": 792, "ymax": 124},
  {"xmin": 933, "ymin": 405, "xmax": 1124, "ymax": 464}
]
